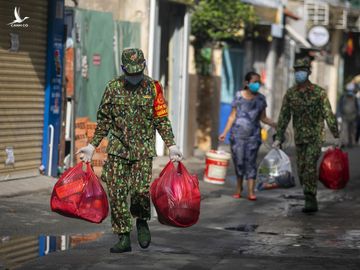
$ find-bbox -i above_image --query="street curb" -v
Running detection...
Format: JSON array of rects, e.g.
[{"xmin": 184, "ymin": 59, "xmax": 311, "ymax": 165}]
[
  {"xmin": 0, "ymin": 175, "xmax": 55, "ymax": 199},
  {"xmin": 0, "ymin": 187, "xmax": 53, "ymax": 199}
]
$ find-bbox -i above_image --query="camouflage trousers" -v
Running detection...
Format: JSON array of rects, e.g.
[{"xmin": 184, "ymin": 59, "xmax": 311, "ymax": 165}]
[
  {"xmin": 101, "ymin": 154, "xmax": 152, "ymax": 234},
  {"xmin": 295, "ymin": 143, "xmax": 322, "ymax": 196}
]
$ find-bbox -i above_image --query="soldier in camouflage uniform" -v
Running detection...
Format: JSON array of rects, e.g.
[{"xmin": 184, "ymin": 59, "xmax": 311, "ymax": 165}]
[
  {"xmin": 273, "ymin": 57, "xmax": 339, "ymax": 213},
  {"xmin": 77, "ymin": 48, "xmax": 183, "ymax": 253}
]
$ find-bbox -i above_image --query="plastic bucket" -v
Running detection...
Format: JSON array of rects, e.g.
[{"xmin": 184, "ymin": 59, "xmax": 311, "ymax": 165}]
[{"xmin": 204, "ymin": 150, "xmax": 231, "ymax": 185}]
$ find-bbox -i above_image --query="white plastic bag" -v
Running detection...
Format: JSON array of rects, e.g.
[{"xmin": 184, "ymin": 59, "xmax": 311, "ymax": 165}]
[{"xmin": 257, "ymin": 149, "xmax": 295, "ymax": 190}]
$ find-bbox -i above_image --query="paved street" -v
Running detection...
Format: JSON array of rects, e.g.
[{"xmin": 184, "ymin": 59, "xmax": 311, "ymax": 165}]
[{"xmin": 1, "ymin": 145, "xmax": 360, "ymax": 269}]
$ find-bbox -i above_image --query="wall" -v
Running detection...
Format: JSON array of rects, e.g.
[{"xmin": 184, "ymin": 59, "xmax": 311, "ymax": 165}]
[
  {"xmin": 65, "ymin": 0, "xmax": 150, "ymax": 59},
  {"xmin": 272, "ymin": 49, "xmax": 287, "ymax": 120},
  {"xmin": 310, "ymin": 30, "xmax": 342, "ymax": 113},
  {"xmin": 328, "ymin": 29, "xmax": 342, "ymax": 110},
  {"xmin": 190, "ymin": 47, "xmax": 222, "ymax": 151},
  {"xmin": 187, "ymin": 45, "xmax": 198, "ymax": 155},
  {"xmin": 246, "ymin": 38, "xmax": 275, "ymax": 118}
]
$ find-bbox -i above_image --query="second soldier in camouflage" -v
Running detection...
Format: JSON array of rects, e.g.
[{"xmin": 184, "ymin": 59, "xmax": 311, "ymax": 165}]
[{"xmin": 274, "ymin": 57, "xmax": 339, "ymax": 213}]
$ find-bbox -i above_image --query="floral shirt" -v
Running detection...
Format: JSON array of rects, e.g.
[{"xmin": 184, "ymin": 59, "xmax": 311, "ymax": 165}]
[{"xmin": 230, "ymin": 91, "xmax": 267, "ymax": 142}]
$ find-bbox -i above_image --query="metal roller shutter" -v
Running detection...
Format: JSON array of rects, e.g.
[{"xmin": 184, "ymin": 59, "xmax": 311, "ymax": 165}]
[{"xmin": 0, "ymin": 0, "xmax": 48, "ymax": 180}]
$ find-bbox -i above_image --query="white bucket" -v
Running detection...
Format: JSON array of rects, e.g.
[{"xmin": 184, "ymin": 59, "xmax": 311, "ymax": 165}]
[{"xmin": 204, "ymin": 150, "xmax": 231, "ymax": 185}]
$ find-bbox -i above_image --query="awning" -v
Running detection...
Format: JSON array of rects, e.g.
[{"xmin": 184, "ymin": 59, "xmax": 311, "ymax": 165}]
[{"xmin": 285, "ymin": 24, "xmax": 312, "ymax": 48}]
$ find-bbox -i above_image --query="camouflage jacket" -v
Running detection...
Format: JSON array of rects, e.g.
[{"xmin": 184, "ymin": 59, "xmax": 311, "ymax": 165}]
[
  {"xmin": 90, "ymin": 75, "xmax": 175, "ymax": 160},
  {"xmin": 276, "ymin": 82, "xmax": 339, "ymax": 144}
]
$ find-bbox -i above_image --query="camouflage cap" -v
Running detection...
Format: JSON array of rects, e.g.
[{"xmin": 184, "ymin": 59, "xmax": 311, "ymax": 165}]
[
  {"xmin": 293, "ymin": 57, "xmax": 311, "ymax": 69},
  {"xmin": 121, "ymin": 48, "xmax": 146, "ymax": 74}
]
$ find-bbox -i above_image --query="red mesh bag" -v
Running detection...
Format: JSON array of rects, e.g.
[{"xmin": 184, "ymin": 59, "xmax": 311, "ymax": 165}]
[
  {"xmin": 50, "ymin": 162, "xmax": 109, "ymax": 223},
  {"xmin": 319, "ymin": 147, "xmax": 350, "ymax": 189},
  {"xmin": 150, "ymin": 161, "xmax": 201, "ymax": 228}
]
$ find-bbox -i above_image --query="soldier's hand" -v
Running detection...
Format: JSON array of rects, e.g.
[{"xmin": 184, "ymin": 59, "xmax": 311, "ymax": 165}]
[
  {"xmin": 169, "ymin": 145, "xmax": 183, "ymax": 162},
  {"xmin": 75, "ymin": 144, "xmax": 95, "ymax": 163},
  {"xmin": 272, "ymin": 140, "xmax": 281, "ymax": 149},
  {"xmin": 337, "ymin": 117, "xmax": 342, "ymax": 125},
  {"xmin": 334, "ymin": 138, "xmax": 342, "ymax": 148}
]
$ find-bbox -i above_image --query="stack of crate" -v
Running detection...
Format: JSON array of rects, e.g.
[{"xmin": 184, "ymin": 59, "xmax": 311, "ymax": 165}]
[{"xmin": 75, "ymin": 117, "xmax": 108, "ymax": 177}]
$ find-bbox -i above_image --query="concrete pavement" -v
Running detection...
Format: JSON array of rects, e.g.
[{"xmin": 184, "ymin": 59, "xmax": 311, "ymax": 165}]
[
  {"xmin": 1, "ymin": 141, "xmax": 360, "ymax": 269},
  {"xmin": 0, "ymin": 175, "xmax": 55, "ymax": 198}
]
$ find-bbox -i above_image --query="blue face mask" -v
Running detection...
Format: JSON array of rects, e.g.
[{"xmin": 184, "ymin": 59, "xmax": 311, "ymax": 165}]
[
  {"xmin": 248, "ymin": 82, "xmax": 260, "ymax": 93},
  {"xmin": 294, "ymin": 71, "xmax": 308, "ymax": 84}
]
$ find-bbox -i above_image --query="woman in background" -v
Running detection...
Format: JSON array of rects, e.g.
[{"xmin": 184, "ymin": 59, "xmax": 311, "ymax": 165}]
[{"xmin": 219, "ymin": 72, "xmax": 276, "ymax": 200}]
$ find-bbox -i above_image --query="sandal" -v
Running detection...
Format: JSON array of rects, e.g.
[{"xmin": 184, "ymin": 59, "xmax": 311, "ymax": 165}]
[
  {"xmin": 247, "ymin": 195, "xmax": 257, "ymax": 201},
  {"xmin": 232, "ymin": 193, "xmax": 241, "ymax": 199}
]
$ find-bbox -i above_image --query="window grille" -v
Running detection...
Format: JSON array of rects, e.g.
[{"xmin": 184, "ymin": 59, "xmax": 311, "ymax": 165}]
[{"xmin": 304, "ymin": 0, "xmax": 329, "ymax": 26}]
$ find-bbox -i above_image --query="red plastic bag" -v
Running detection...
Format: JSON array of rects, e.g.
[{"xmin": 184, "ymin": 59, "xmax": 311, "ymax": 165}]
[
  {"xmin": 319, "ymin": 148, "xmax": 350, "ymax": 189},
  {"xmin": 51, "ymin": 162, "xmax": 109, "ymax": 223},
  {"xmin": 150, "ymin": 161, "xmax": 201, "ymax": 227}
]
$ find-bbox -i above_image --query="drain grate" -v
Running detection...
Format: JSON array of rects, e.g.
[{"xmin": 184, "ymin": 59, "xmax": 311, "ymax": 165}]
[{"xmin": 225, "ymin": 224, "xmax": 258, "ymax": 232}]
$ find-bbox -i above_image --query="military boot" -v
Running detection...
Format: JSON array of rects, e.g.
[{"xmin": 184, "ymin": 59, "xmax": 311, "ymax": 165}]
[
  {"xmin": 302, "ymin": 194, "xmax": 318, "ymax": 213},
  {"xmin": 110, "ymin": 233, "xmax": 131, "ymax": 253},
  {"xmin": 136, "ymin": 218, "xmax": 151, "ymax": 249}
]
